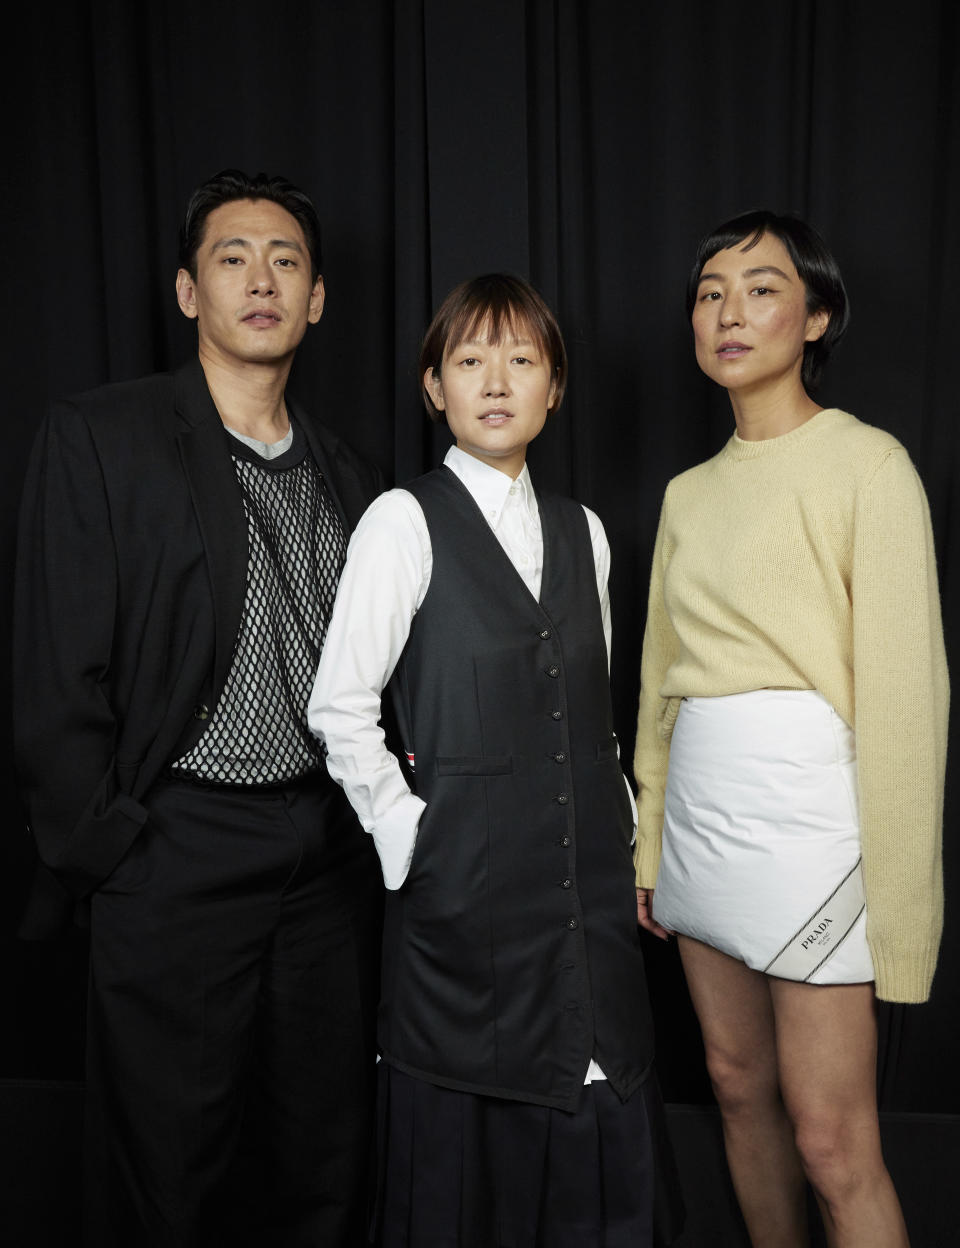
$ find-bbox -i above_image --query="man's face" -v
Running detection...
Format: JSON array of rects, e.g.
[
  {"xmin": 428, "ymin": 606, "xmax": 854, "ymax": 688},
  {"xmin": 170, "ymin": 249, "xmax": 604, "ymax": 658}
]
[{"xmin": 176, "ymin": 198, "xmax": 324, "ymax": 370}]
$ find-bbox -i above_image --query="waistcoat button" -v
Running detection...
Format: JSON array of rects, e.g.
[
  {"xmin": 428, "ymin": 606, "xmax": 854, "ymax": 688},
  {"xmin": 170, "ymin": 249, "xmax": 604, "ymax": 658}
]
[
  {"xmin": 555, "ymin": 792, "xmax": 569, "ymax": 805},
  {"xmin": 539, "ymin": 628, "xmax": 551, "ymax": 639},
  {"xmin": 551, "ymin": 710, "xmax": 563, "ymax": 720},
  {"xmin": 560, "ymin": 835, "xmax": 571, "ymax": 847},
  {"xmin": 554, "ymin": 751, "xmax": 567, "ymax": 764},
  {"xmin": 546, "ymin": 665, "xmax": 560, "ymax": 678},
  {"xmin": 561, "ymin": 878, "xmax": 572, "ymax": 889},
  {"xmin": 567, "ymin": 917, "xmax": 579, "ymax": 930}
]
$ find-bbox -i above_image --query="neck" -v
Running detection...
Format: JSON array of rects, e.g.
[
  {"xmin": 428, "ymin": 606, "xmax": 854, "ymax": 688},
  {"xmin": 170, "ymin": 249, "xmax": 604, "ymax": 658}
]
[
  {"xmin": 198, "ymin": 347, "xmax": 294, "ymax": 441},
  {"xmin": 461, "ymin": 448, "xmax": 527, "ymax": 479},
  {"xmin": 729, "ymin": 375, "xmax": 822, "ymax": 441}
]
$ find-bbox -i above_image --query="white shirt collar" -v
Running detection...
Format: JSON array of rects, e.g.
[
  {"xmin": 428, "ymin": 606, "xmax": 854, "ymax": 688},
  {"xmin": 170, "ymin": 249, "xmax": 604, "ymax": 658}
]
[{"xmin": 443, "ymin": 445, "xmax": 536, "ymax": 528}]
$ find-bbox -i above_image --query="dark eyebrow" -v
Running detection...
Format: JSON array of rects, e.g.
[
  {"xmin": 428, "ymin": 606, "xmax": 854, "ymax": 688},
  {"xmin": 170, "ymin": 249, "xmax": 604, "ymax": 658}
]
[
  {"xmin": 698, "ymin": 264, "xmax": 792, "ymax": 284},
  {"xmin": 210, "ymin": 236, "xmax": 305, "ymax": 254},
  {"xmin": 743, "ymin": 265, "xmax": 792, "ymax": 281}
]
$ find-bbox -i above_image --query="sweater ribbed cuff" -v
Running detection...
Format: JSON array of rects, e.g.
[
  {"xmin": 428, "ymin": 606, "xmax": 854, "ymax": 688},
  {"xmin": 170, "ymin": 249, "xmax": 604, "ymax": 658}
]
[
  {"xmin": 868, "ymin": 941, "xmax": 939, "ymax": 1004},
  {"xmin": 633, "ymin": 837, "xmax": 662, "ymax": 891}
]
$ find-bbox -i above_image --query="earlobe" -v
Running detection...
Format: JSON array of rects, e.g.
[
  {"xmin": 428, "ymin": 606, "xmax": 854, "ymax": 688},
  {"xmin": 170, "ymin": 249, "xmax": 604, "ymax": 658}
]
[
  {"xmin": 424, "ymin": 367, "xmax": 445, "ymax": 411},
  {"xmin": 176, "ymin": 269, "xmax": 198, "ymax": 320}
]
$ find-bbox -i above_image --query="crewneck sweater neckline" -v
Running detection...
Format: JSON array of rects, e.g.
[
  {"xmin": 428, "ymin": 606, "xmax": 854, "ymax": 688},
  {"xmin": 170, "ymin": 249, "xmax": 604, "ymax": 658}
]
[{"xmin": 723, "ymin": 408, "xmax": 845, "ymax": 461}]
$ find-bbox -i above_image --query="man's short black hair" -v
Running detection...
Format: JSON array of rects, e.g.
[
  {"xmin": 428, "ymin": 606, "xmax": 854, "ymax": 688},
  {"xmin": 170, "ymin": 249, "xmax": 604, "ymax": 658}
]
[
  {"xmin": 179, "ymin": 169, "xmax": 323, "ymax": 282},
  {"xmin": 687, "ymin": 209, "xmax": 849, "ymax": 390}
]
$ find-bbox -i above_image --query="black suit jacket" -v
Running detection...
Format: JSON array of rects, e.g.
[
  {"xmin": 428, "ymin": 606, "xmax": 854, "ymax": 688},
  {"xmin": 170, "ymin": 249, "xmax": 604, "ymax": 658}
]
[{"xmin": 14, "ymin": 357, "xmax": 383, "ymax": 907}]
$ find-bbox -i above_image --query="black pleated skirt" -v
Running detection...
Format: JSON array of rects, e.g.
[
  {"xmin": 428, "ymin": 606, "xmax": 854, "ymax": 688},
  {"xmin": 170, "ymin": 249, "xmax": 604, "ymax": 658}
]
[{"xmin": 373, "ymin": 1063, "xmax": 684, "ymax": 1247}]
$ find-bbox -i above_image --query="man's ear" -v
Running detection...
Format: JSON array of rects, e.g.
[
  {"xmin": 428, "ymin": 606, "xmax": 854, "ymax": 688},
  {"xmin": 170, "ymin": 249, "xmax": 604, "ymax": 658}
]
[
  {"xmin": 176, "ymin": 269, "xmax": 199, "ymax": 320},
  {"xmin": 308, "ymin": 275, "xmax": 325, "ymax": 324},
  {"xmin": 423, "ymin": 366, "xmax": 445, "ymax": 411}
]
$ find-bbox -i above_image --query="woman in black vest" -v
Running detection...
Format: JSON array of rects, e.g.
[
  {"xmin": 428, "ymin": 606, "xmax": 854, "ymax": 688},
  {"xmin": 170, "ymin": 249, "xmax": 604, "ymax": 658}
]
[{"xmin": 310, "ymin": 274, "xmax": 682, "ymax": 1247}]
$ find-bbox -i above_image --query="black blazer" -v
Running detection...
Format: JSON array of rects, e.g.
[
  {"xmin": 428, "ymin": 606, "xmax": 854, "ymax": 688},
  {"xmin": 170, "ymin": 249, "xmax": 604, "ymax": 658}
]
[{"xmin": 13, "ymin": 357, "xmax": 383, "ymax": 906}]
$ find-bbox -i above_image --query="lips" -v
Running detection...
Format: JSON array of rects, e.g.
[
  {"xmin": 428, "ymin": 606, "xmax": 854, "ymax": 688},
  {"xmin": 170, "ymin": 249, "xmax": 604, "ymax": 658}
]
[
  {"xmin": 242, "ymin": 308, "xmax": 281, "ymax": 324},
  {"xmin": 479, "ymin": 409, "xmax": 513, "ymax": 425},
  {"xmin": 717, "ymin": 340, "xmax": 750, "ymax": 357}
]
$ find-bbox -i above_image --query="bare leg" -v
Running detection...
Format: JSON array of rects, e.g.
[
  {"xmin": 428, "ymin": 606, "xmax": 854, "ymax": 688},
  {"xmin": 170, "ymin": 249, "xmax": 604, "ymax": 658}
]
[
  {"xmin": 770, "ymin": 980, "xmax": 909, "ymax": 1248},
  {"xmin": 679, "ymin": 936, "xmax": 808, "ymax": 1248}
]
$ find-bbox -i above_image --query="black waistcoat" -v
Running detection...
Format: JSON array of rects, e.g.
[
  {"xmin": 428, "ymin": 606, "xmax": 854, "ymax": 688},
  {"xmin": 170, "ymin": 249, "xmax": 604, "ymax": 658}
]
[{"xmin": 381, "ymin": 467, "xmax": 654, "ymax": 1111}]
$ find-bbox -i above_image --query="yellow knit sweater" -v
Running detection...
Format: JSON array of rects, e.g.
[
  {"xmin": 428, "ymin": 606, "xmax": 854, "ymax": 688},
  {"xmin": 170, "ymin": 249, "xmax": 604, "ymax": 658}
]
[{"xmin": 633, "ymin": 409, "xmax": 948, "ymax": 1003}]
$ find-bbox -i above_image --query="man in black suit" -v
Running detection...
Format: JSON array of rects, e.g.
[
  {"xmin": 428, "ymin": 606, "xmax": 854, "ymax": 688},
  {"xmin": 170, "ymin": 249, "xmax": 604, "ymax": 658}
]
[{"xmin": 14, "ymin": 170, "xmax": 383, "ymax": 1246}]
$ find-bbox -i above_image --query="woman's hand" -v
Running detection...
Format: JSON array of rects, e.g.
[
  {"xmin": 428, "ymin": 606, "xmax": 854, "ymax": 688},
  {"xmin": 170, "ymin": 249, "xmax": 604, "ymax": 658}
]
[{"xmin": 636, "ymin": 888, "xmax": 672, "ymax": 941}]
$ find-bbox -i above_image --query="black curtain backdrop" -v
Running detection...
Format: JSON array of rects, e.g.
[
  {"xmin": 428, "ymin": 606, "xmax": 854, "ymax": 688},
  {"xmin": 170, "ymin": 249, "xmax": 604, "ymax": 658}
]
[{"xmin": 2, "ymin": 0, "xmax": 958, "ymax": 1122}]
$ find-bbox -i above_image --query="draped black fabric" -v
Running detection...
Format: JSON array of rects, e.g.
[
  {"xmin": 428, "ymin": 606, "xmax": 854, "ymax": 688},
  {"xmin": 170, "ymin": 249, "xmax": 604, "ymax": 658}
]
[{"xmin": 2, "ymin": 0, "xmax": 957, "ymax": 1120}]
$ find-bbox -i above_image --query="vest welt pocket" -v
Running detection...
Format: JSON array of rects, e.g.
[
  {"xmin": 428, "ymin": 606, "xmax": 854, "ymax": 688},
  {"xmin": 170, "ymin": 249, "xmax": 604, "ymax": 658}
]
[
  {"xmin": 435, "ymin": 755, "xmax": 514, "ymax": 776},
  {"xmin": 595, "ymin": 737, "xmax": 619, "ymax": 762}
]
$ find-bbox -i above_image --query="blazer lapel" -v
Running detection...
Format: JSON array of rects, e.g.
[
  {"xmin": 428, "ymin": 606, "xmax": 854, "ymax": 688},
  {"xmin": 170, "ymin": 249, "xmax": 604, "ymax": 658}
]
[
  {"xmin": 292, "ymin": 396, "xmax": 365, "ymax": 536},
  {"xmin": 173, "ymin": 358, "xmax": 249, "ymax": 698}
]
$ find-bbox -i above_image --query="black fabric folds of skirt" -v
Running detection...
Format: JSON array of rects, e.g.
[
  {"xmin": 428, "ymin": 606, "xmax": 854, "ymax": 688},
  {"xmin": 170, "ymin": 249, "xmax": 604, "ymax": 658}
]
[{"xmin": 374, "ymin": 1062, "xmax": 684, "ymax": 1247}]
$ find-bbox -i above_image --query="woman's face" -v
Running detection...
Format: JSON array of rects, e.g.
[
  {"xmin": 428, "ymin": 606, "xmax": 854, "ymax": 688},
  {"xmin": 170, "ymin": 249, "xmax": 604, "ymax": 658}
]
[
  {"xmin": 691, "ymin": 232, "xmax": 828, "ymax": 395},
  {"xmin": 424, "ymin": 316, "xmax": 556, "ymax": 477}
]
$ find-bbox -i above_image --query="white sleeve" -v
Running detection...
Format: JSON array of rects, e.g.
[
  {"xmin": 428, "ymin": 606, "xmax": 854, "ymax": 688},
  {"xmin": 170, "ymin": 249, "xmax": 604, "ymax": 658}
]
[
  {"xmin": 308, "ymin": 489, "xmax": 430, "ymax": 889},
  {"xmin": 582, "ymin": 505, "xmax": 636, "ymax": 840},
  {"xmin": 582, "ymin": 505, "xmax": 612, "ymax": 669}
]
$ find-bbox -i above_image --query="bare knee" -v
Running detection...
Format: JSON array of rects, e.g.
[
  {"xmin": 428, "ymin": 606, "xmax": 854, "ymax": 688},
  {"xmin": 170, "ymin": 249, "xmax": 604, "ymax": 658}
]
[
  {"xmin": 703, "ymin": 1044, "xmax": 779, "ymax": 1118},
  {"xmin": 792, "ymin": 1109, "xmax": 884, "ymax": 1201}
]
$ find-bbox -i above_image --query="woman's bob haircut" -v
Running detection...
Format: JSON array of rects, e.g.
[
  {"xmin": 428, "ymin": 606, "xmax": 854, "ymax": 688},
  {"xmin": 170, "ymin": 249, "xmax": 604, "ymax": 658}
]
[
  {"xmin": 687, "ymin": 210, "xmax": 850, "ymax": 390},
  {"xmin": 419, "ymin": 273, "xmax": 568, "ymax": 422}
]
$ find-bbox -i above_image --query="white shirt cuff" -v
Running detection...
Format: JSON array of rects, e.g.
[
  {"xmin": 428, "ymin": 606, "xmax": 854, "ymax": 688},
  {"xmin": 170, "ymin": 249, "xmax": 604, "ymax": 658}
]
[{"xmin": 371, "ymin": 791, "xmax": 427, "ymax": 889}]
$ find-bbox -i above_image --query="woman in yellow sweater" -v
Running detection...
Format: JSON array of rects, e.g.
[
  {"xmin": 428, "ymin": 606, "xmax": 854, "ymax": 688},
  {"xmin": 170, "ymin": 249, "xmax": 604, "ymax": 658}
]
[{"xmin": 633, "ymin": 210, "xmax": 948, "ymax": 1247}]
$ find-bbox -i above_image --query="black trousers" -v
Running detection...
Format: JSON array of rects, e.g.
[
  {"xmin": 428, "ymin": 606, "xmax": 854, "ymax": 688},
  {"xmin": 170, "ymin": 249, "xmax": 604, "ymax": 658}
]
[{"xmin": 83, "ymin": 773, "xmax": 383, "ymax": 1247}]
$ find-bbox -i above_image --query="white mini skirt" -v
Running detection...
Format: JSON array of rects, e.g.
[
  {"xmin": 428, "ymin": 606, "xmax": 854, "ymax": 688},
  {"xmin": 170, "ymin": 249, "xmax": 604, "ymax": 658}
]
[{"xmin": 653, "ymin": 689, "xmax": 874, "ymax": 985}]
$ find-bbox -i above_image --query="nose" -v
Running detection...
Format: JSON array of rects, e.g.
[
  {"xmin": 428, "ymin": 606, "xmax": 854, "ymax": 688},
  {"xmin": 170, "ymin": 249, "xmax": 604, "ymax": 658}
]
[
  {"xmin": 248, "ymin": 261, "xmax": 275, "ymax": 297},
  {"xmin": 719, "ymin": 293, "xmax": 743, "ymax": 328},
  {"xmin": 483, "ymin": 360, "xmax": 509, "ymax": 396}
]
